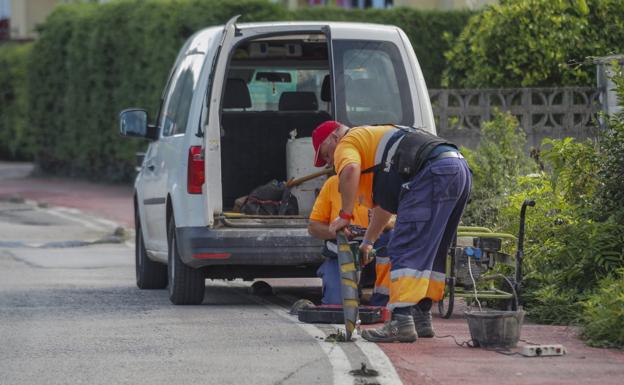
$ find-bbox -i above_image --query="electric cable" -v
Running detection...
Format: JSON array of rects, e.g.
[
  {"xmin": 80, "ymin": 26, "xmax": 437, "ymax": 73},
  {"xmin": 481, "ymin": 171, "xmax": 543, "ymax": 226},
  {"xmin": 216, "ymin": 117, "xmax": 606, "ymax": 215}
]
[
  {"xmin": 467, "ymin": 254, "xmax": 482, "ymax": 311},
  {"xmin": 435, "ymin": 334, "xmax": 474, "ymax": 347},
  {"xmin": 435, "ymin": 335, "xmax": 524, "ymax": 357}
]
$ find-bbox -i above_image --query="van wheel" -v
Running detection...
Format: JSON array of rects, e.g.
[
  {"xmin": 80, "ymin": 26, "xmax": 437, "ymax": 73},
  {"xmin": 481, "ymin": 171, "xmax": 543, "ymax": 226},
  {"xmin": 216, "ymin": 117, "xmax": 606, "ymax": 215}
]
[
  {"xmin": 135, "ymin": 216, "xmax": 167, "ymax": 289},
  {"xmin": 167, "ymin": 218, "xmax": 205, "ymax": 305}
]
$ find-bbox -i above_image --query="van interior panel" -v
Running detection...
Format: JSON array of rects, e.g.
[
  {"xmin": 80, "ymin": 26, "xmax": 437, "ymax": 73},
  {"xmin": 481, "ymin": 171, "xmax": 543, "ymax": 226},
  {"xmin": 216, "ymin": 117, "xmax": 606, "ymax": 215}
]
[{"xmin": 220, "ymin": 37, "xmax": 332, "ymax": 211}]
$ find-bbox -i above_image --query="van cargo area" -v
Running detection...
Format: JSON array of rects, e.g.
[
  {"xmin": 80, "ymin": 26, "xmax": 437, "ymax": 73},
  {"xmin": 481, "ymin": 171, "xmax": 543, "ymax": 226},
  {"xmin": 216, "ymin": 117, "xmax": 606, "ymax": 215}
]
[{"xmin": 220, "ymin": 34, "xmax": 331, "ymax": 217}]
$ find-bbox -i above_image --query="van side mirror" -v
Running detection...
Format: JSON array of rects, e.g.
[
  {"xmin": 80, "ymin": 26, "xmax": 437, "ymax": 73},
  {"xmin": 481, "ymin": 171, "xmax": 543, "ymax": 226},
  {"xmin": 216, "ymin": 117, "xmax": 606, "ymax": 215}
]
[{"xmin": 119, "ymin": 109, "xmax": 158, "ymax": 140}]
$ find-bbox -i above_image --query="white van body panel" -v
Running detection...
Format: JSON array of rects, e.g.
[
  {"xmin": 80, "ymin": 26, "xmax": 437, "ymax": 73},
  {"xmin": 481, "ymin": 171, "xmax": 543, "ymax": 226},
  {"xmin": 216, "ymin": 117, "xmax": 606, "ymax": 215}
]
[
  {"xmin": 397, "ymin": 28, "xmax": 436, "ymax": 134},
  {"xmin": 136, "ymin": 27, "xmax": 223, "ymax": 253},
  {"xmin": 169, "ymin": 27, "xmax": 223, "ymax": 231}
]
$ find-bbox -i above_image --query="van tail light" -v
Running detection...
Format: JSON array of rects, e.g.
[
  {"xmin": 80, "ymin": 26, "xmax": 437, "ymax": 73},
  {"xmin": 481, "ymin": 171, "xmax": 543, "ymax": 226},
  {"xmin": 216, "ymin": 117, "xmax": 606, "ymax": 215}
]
[{"xmin": 187, "ymin": 146, "xmax": 205, "ymax": 194}]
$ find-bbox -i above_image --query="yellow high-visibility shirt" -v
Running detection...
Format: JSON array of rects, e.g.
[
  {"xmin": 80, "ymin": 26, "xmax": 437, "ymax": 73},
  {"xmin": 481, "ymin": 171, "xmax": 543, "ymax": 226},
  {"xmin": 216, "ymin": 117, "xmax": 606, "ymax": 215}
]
[
  {"xmin": 333, "ymin": 125, "xmax": 395, "ymax": 208},
  {"xmin": 309, "ymin": 175, "xmax": 369, "ymax": 227}
]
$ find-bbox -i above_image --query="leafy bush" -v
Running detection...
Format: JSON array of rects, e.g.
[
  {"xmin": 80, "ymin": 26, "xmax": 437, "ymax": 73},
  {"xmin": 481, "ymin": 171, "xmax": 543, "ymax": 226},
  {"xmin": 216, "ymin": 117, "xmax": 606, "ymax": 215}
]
[
  {"xmin": 582, "ymin": 268, "xmax": 624, "ymax": 349},
  {"xmin": 496, "ymin": 138, "xmax": 624, "ymax": 325},
  {"xmin": 541, "ymin": 137, "xmax": 599, "ymax": 208},
  {"xmin": 0, "ymin": 43, "xmax": 33, "ymax": 160},
  {"xmin": 441, "ymin": 25, "xmax": 624, "ymax": 345},
  {"xmin": 461, "ymin": 110, "xmax": 536, "ymax": 227},
  {"xmin": 443, "ymin": 0, "xmax": 624, "ymax": 87},
  {"xmin": 594, "ymin": 64, "xmax": 624, "ymax": 224}
]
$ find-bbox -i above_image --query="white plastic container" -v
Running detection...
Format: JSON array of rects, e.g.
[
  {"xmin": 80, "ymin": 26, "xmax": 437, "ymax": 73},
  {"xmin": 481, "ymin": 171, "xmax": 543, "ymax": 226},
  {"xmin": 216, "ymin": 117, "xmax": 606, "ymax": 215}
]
[{"xmin": 286, "ymin": 136, "xmax": 327, "ymax": 216}]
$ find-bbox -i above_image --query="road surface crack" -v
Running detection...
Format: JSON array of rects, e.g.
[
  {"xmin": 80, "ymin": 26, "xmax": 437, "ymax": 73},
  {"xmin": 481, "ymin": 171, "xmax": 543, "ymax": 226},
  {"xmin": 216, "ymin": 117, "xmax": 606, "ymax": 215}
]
[{"xmin": 273, "ymin": 356, "xmax": 325, "ymax": 385}]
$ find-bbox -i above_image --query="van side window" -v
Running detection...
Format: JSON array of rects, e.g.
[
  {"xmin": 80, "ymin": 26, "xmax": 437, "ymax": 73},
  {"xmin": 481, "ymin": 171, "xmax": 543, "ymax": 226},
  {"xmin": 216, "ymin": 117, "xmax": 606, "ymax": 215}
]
[
  {"xmin": 160, "ymin": 54, "xmax": 204, "ymax": 137},
  {"xmin": 332, "ymin": 40, "xmax": 413, "ymax": 127}
]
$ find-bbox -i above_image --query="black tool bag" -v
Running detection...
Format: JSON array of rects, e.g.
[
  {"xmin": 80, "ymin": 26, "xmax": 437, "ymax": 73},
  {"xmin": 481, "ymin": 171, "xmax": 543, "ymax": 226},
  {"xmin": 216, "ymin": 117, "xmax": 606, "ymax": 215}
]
[{"xmin": 240, "ymin": 180, "xmax": 298, "ymax": 216}]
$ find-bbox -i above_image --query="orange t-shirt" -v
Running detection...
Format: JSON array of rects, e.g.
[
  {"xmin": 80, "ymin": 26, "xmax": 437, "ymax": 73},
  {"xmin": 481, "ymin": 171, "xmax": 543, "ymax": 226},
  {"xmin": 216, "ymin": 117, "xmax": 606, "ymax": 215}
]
[
  {"xmin": 333, "ymin": 125, "xmax": 395, "ymax": 208},
  {"xmin": 309, "ymin": 175, "xmax": 369, "ymax": 228}
]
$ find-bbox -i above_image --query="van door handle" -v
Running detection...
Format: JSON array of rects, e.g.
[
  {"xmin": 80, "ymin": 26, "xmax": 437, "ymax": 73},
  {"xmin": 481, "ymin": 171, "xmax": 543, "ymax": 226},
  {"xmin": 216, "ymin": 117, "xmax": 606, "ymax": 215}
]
[{"xmin": 146, "ymin": 163, "xmax": 155, "ymax": 171}]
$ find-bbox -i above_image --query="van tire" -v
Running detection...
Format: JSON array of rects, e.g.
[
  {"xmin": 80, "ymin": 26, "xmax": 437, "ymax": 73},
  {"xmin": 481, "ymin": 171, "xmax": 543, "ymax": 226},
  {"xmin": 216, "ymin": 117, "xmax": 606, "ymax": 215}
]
[
  {"xmin": 167, "ymin": 218, "xmax": 205, "ymax": 305},
  {"xmin": 135, "ymin": 216, "xmax": 167, "ymax": 289}
]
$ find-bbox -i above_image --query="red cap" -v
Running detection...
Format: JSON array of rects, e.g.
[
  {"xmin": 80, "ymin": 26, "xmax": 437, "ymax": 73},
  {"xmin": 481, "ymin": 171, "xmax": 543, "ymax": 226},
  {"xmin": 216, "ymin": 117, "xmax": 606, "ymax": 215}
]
[{"xmin": 312, "ymin": 120, "xmax": 341, "ymax": 167}]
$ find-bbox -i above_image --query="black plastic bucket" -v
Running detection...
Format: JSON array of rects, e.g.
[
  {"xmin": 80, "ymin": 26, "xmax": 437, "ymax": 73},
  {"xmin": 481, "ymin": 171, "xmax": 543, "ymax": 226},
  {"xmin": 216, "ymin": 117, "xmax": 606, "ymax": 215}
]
[{"xmin": 464, "ymin": 310, "xmax": 525, "ymax": 348}]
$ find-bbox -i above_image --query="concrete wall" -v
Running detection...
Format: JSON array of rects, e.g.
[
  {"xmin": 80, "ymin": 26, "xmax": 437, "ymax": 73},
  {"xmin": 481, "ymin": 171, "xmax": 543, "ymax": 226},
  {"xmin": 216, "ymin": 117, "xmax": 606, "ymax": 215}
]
[
  {"xmin": 596, "ymin": 56, "xmax": 624, "ymax": 117},
  {"xmin": 430, "ymin": 87, "xmax": 602, "ymax": 149}
]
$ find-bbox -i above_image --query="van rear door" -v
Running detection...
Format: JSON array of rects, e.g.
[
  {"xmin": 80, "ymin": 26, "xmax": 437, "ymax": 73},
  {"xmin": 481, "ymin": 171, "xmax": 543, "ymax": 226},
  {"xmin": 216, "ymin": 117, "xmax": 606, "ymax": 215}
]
[
  {"xmin": 328, "ymin": 24, "xmax": 429, "ymax": 131},
  {"xmin": 204, "ymin": 21, "xmax": 333, "ymax": 226},
  {"xmin": 203, "ymin": 16, "xmax": 240, "ymax": 227}
]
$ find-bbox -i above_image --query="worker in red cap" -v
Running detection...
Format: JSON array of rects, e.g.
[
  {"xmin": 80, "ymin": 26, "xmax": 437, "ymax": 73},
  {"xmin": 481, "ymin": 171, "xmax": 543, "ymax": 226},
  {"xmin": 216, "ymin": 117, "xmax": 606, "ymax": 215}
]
[{"xmin": 311, "ymin": 120, "xmax": 472, "ymax": 343}]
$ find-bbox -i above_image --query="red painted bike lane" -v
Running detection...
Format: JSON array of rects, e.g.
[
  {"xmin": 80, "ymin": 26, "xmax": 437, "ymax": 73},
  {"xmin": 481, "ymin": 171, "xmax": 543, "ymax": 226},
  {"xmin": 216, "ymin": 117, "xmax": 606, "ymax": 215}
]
[{"xmin": 2, "ymin": 169, "xmax": 623, "ymax": 385}]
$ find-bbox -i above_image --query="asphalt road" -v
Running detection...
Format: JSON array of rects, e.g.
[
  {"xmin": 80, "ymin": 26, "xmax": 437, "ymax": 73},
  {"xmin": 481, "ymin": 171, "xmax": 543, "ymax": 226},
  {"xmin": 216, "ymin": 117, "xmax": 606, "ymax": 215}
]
[
  {"xmin": 3, "ymin": 163, "xmax": 624, "ymax": 385},
  {"xmin": 0, "ymin": 200, "xmax": 400, "ymax": 385}
]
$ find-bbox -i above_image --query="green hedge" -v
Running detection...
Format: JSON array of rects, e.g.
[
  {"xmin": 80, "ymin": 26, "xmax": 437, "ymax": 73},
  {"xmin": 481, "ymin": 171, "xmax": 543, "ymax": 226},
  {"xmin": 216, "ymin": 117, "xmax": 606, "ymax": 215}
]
[
  {"xmin": 444, "ymin": 0, "xmax": 624, "ymax": 87},
  {"xmin": 0, "ymin": 43, "xmax": 33, "ymax": 160},
  {"xmin": 20, "ymin": 0, "xmax": 470, "ymax": 180}
]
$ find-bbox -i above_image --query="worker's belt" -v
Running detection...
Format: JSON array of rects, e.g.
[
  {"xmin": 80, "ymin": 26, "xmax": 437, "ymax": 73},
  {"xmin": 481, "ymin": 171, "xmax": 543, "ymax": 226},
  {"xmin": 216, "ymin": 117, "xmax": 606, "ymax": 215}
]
[{"xmin": 430, "ymin": 151, "xmax": 464, "ymax": 162}]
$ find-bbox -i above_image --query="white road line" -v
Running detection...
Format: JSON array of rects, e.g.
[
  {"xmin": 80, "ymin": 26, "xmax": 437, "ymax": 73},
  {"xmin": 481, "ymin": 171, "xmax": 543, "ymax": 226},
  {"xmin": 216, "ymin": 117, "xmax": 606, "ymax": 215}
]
[
  {"xmin": 323, "ymin": 322, "xmax": 403, "ymax": 384},
  {"xmin": 354, "ymin": 337, "xmax": 403, "ymax": 384},
  {"xmin": 233, "ymin": 285, "xmax": 403, "ymax": 385},
  {"xmin": 43, "ymin": 207, "xmax": 110, "ymax": 232},
  {"xmin": 238, "ymin": 291, "xmax": 354, "ymax": 385}
]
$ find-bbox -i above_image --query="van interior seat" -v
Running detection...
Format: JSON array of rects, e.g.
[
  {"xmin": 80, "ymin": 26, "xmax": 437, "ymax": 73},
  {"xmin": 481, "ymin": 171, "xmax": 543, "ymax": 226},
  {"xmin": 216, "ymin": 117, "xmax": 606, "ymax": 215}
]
[
  {"xmin": 278, "ymin": 91, "xmax": 318, "ymax": 111},
  {"xmin": 220, "ymin": 81, "xmax": 332, "ymax": 209},
  {"xmin": 321, "ymin": 75, "xmax": 331, "ymax": 102},
  {"xmin": 223, "ymin": 78, "xmax": 251, "ymax": 109}
]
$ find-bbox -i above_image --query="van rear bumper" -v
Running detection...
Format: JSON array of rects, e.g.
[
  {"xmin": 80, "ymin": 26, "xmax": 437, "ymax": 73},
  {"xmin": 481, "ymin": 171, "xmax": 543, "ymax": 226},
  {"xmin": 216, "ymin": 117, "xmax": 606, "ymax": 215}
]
[{"xmin": 175, "ymin": 226, "xmax": 324, "ymax": 269}]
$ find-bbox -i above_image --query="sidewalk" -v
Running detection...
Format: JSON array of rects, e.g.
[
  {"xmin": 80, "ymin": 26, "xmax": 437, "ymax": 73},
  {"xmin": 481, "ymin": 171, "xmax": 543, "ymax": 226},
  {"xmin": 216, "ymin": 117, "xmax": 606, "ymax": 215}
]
[
  {"xmin": 0, "ymin": 162, "xmax": 134, "ymax": 228},
  {"xmin": 1, "ymin": 162, "xmax": 623, "ymax": 385}
]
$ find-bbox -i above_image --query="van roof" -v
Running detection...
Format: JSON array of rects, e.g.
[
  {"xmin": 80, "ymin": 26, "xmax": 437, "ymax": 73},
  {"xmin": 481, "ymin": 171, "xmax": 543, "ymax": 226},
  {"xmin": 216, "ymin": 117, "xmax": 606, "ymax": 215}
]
[
  {"xmin": 236, "ymin": 21, "xmax": 399, "ymax": 31},
  {"xmin": 186, "ymin": 21, "xmax": 401, "ymax": 57},
  {"xmin": 194, "ymin": 21, "xmax": 400, "ymax": 37}
]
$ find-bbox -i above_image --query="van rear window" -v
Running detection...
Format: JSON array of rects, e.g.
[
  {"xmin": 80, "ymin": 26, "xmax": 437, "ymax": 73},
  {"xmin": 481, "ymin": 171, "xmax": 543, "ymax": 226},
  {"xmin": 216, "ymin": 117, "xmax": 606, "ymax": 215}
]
[
  {"xmin": 225, "ymin": 67, "xmax": 329, "ymax": 112},
  {"xmin": 332, "ymin": 40, "xmax": 413, "ymax": 127}
]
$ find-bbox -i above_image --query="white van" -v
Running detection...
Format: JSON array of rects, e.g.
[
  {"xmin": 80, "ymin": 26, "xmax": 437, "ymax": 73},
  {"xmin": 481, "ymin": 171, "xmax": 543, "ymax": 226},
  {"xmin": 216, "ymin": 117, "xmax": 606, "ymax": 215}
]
[{"xmin": 119, "ymin": 17, "xmax": 436, "ymax": 305}]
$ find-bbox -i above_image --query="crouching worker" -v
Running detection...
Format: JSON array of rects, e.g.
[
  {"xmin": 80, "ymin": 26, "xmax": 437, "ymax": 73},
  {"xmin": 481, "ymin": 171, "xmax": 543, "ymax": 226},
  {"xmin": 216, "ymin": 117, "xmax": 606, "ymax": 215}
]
[
  {"xmin": 308, "ymin": 174, "xmax": 390, "ymax": 306},
  {"xmin": 312, "ymin": 120, "xmax": 472, "ymax": 343}
]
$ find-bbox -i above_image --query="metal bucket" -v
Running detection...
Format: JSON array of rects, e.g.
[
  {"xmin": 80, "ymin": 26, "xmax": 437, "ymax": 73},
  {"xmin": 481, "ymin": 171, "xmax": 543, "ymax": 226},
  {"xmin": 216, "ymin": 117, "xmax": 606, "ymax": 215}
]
[{"xmin": 464, "ymin": 310, "xmax": 525, "ymax": 348}]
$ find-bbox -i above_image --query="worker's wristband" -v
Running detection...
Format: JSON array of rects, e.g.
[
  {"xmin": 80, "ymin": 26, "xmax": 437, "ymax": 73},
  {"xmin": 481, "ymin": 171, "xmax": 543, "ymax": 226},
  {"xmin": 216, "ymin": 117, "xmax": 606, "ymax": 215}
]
[
  {"xmin": 338, "ymin": 209, "xmax": 354, "ymax": 221},
  {"xmin": 361, "ymin": 239, "xmax": 374, "ymax": 247}
]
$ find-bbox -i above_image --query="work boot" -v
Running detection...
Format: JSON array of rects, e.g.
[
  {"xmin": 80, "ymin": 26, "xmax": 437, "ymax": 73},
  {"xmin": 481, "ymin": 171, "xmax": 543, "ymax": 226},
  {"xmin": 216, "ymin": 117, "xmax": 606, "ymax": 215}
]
[
  {"xmin": 361, "ymin": 314, "xmax": 417, "ymax": 343},
  {"xmin": 412, "ymin": 304, "xmax": 435, "ymax": 338}
]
